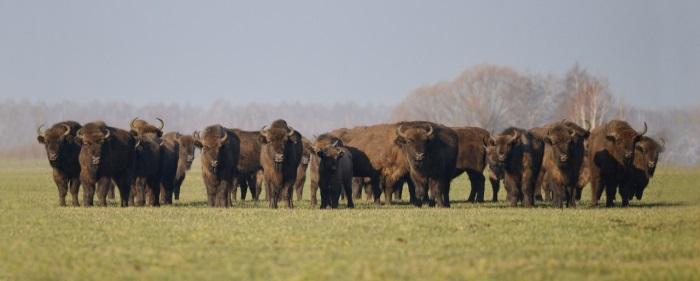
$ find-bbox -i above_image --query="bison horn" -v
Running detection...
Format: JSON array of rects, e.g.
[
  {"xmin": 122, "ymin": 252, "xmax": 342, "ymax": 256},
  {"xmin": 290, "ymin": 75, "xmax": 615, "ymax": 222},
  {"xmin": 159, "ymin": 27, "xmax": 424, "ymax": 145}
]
[
  {"xmin": 508, "ymin": 131, "xmax": 520, "ymax": 144},
  {"xmin": 261, "ymin": 125, "xmax": 269, "ymax": 137},
  {"xmin": 156, "ymin": 117, "xmax": 164, "ymax": 130},
  {"xmin": 36, "ymin": 124, "xmax": 45, "ymax": 137},
  {"xmin": 130, "ymin": 117, "xmax": 139, "ymax": 130},
  {"xmin": 61, "ymin": 124, "xmax": 71, "ymax": 137},
  {"xmin": 605, "ymin": 123, "xmax": 616, "ymax": 139},
  {"xmin": 639, "ymin": 122, "xmax": 647, "ymax": 137},
  {"xmin": 425, "ymin": 124, "xmax": 433, "ymax": 136},
  {"xmin": 134, "ymin": 139, "xmax": 141, "ymax": 148},
  {"xmin": 103, "ymin": 128, "xmax": 111, "ymax": 140},
  {"xmin": 396, "ymin": 125, "xmax": 407, "ymax": 138},
  {"xmin": 287, "ymin": 126, "xmax": 295, "ymax": 137},
  {"xmin": 219, "ymin": 128, "xmax": 228, "ymax": 143},
  {"xmin": 332, "ymin": 140, "xmax": 339, "ymax": 147}
]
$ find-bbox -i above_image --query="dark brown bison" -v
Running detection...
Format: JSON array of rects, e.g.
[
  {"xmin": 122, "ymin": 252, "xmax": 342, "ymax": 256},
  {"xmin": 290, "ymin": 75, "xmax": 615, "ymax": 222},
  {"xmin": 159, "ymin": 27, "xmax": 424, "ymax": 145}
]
[
  {"xmin": 292, "ymin": 137, "xmax": 313, "ymax": 201},
  {"xmin": 487, "ymin": 127, "xmax": 544, "ymax": 207},
  {"xmin": 128, "ymin": 118, "xmax": 169, "ymax": 206},
  {"xmin": 161, "ymin": 132, "xmax": 198, "ymax": 201},
  {"xmin": 394, "ymin": 122, "xmax": 458, "ymax": 207},
  {"xmin": 231, "ymin": 128, "xmax": 264, "ymax": 201},
  {"xmin": 534, "ymin": 121, "xmax": 590, "ymax": 208},
  {"xmin": 588, "ymin": 120, "xmax": 647, "ymax": 207},
  {"xmin": 626, "ymin": 136, "xmax": 664, "ymax": 201},
  {"xmin": 451, "ymin": 126, "xmax": 498, "ymax": 203},
  {"xmin": 314, "ymin": 134, "xmax": 354, "ymax": 208},
  {"xmin": 193, "ymin": 125, "xmax": 239, "ymax": 207},
  {"xmin": 259, "ymin": 120, "xmax": 303, "ymax": 208},
  {"xmin": 76, "ymin": 121, "xmax": 136, "ymax": 207},
  {"xmin": 37, "ymin": 121, "xmax": 82, "ymax": 206}
]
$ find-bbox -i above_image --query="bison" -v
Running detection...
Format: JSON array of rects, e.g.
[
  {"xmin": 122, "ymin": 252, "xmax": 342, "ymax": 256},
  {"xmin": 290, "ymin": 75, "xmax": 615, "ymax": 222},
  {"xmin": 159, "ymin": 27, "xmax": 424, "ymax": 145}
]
[
  {"xmin": 231, "ymin": 128, "xmax": 265, "ymax": 201},
  {"xmin": 588, "ymin": 120, "xmax": 647, "ymax": 207},
  {"xmin": 76, "ymin": 121, "xmax": 136, "ymax": 207},
  {"xmin": 626, "ymin": 136, "xmax": 664, "ymax": 201},
  {"xmin": 161, "ymin": 132, "xmax": 198, "ymax": 201},
  {"xmin": 451, "ymin": 126, "xmax": 497, "ymax": 203},
  {"xmin": 259, "ymin": 120, "xmax": 303, "ymax": 208},
  {"xmin": 292, "ymin": 137, "xmax": 313, "ymax": 201},
  {"xmin": 194, "ymin": 125, "xmax": 239, "ymax": 207},
  {"xmin": 37, "ymin": 121, "xmax": 82, "ymax": 206},
  {"xmin": 487, "ymin": 127, "xmax": 544, "ymax": 207},
  {"xmin": 128, "ymin": 118, "xmax": 169, "ymax": 206},
  {"xmin": 314, "ymin": 134, "xmax": 354, "ymax": 208},
  {"xmin": 484, "ymin": 145, "xmax": 504, "ymax": 202},
  {"xmin": 534, "ymin": 121, "xmax": 590, "ymax": 208}
]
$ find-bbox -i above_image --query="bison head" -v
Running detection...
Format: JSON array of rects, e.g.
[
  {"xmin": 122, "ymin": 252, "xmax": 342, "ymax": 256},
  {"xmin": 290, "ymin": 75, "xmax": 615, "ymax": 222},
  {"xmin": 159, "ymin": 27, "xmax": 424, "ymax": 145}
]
[
  {"xmin": 76, "ymin": 122, "xmax": 111, "ymax": 181},
  {"xmin": 488, "ymin": 129, "xmax": 521, "ymax": 164},
  {"xmin": 394, "ymin": 123, "xmax": 434, "ymax": 167},
  {"xmin": 36, "ymin": 123, "xmax": 73, "ymax": 166},
  {"xmin": 129, "ymin": 117, "xmax": 164, "ymax": 138},
  {"xmin": 259, "ymin": 123, "xmax": 297, "ymax": 171},
  {"xmin": 544, "ymin": 124, "xmax": 578, "ymax": 165},
  {"xmin": 316, "ymin": 140, "xmax": 345, "ymax": 172},
  {"xmin": 632, "ymin": 136, "xmax": 664, "ymax": 200},
  {"xmin": 178, "ymin": 133, "xmax": 197, "ymax": 170},
  {"xmin": 193, "ymin": 126, "xmax": 228, "ymax": 175},
  {"xmin": 605, "ymin": 121, "xmax": 647, "ymax": 163}
]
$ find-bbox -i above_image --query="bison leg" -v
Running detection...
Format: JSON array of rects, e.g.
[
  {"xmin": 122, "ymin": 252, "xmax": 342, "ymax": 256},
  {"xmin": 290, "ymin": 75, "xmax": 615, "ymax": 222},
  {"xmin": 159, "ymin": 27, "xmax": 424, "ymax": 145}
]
[
  {"xmin": 352, "ymin": 178, "xmax": 362, "ymax": 200},
  {"xmin": 95, "ymin": 177, "xmax": 111, "ymax": 207},
  {"xmin": 107, "ymin": 181, "xmax": 115, "ymax": 200},
  {"xmin": 488, "ymin": 175, "xmax": 500, "ymax": 202},
  {"xmin": 82, "ymin": 181, "xmax": 95, "ymax": 207},
  {"xmin": 248, "ymin": 177, "xmax": 259, "ymax": 201},
  {"xmin": 214, "ymin": 180, "xmax": 229, "ymax": 208},
  {"xmin": 467, "ymin": 170, "xmax": 486, "ymax": 203},
  {"xmin": 370, "ymin": 176, "xmax": 382, "ymax": 206},
  {"xmin": 382, "ymin": 177, "xmax": 395, "ymax": 205},
  {"xmin": 604, "ymin": 181, "xmax": 617, "ymax": 208},
  {"xmin": 162, "ymin": 179, "xmax": 175, "ymax": 205},
  {"xmin": 294, "ymin": 178, "xmax": 305, "ymax": 202},
  {"xmin": 504, "ymin": 175, "xmax": 519, "ymax": 207},
  {"xmin": 173, "ymin": 176, "xmax": 184, "ymax": 200},
  {"xmin": 113, "ymin": 174, "xmax": 133, "ymax": 207},
  {"xmin": 147, "ymin": 176, "xmax": 161, "ymax": 207},
  {"xmin": 343, "ymin": 182, "xmax": 355, "ymax": 209},
  {"xmin": 309, "ymin": 177, "xmax": 319, "ymax": 206},
  {"xmin": 52, "ymin": 170, "xmax": 69, "ymax": 207},
  {"xmin": 69, "ymin": 177, "xmax": 80, "ymax": 207},
  {"xmin": 284, "ymin": 182, "xmax": 294, "ymax": 209},
  {"xmin": 133, "ymin": 177, "xmax": 147, "ymax": 207},
  {"xmin": 406, "ymin": 178, "xmax": 420, "ymax": 207}
]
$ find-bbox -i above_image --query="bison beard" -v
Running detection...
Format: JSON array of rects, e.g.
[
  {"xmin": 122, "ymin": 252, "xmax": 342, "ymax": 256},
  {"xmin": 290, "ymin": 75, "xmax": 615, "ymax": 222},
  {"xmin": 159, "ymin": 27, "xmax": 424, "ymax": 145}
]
[
  {"xmin": 76, "ymin": 121, "xmax": 136, "ymax": 207},
  {"xmin": 259, "ymin": 120, "xmax": 303, "ymax": 209},
  {"xmin": 37, "ymin": 121, "xmax": 82, "ymax": 206}
]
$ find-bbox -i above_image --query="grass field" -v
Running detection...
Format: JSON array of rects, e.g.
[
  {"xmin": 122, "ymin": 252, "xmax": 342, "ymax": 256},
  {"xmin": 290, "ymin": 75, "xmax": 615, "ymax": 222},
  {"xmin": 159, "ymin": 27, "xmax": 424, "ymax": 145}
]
[{"xmin": 1, "ymin": 160, "xmax": 699, "ymax": 281}]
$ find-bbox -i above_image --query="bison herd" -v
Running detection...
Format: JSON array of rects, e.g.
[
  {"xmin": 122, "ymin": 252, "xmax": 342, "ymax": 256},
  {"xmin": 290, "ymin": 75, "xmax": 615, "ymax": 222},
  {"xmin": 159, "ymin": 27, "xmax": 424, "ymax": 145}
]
[{"xmin": 36, "ymin": 118, "xmax": 664, "ymax": 209}]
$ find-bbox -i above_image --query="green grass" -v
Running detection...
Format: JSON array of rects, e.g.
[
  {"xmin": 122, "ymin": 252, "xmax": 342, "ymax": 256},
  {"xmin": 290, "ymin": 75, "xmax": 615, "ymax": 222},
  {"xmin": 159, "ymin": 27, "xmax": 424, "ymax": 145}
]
[{"xmin": 1, "ymin": 160, "xmax": 699, "ymax": 281}]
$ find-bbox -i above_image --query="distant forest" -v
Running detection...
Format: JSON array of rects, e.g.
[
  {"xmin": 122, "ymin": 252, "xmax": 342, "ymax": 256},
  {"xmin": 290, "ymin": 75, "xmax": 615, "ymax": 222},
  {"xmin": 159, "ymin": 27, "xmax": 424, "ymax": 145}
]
[{"xmin": 4, "ymin": 64, "xmax": 698, "ymax": 165}]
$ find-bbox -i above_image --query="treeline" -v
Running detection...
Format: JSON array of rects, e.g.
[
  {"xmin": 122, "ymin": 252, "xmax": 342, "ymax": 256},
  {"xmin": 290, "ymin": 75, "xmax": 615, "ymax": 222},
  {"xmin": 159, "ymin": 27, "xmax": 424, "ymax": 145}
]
[
  {"xmin": 392, "ymin": 64, "xmax": 699, "ymax": 166},
  {"xmin": 0, "ymin": 99, "xmax": 390, "ymax": 158},
  {"xmin": 3, "ymin": 63, "xmax": 698, "ymax": 165}
]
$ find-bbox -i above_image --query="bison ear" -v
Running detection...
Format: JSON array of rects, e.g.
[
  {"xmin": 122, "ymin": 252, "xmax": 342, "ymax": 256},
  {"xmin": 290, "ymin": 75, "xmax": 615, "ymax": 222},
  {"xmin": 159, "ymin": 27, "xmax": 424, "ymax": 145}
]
[
  {"xmin": 37, "ymin": 135, "xmax": 46, "ymax": 144},
  {"xmin": 130, "ymin": 130, "xmax": 139, "ymax": 137},
  {"xmin": 394, "ymin": 136, "xmax": 406, "ymax": 146}
]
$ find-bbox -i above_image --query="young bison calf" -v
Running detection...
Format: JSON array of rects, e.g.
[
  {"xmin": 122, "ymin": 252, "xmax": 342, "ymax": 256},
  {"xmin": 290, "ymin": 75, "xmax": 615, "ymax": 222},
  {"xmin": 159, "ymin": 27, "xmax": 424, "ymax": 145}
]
[{"xmin": 314, "ymin": 135, "xmax": 354, "ymax": 209}]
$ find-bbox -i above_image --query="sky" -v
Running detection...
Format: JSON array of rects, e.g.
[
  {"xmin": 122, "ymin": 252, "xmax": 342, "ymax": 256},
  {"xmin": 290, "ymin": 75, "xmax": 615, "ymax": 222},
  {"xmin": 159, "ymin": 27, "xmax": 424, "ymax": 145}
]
[{"xmin": 0, "ymin": 0, "xmax": 698, "ymax": 109}]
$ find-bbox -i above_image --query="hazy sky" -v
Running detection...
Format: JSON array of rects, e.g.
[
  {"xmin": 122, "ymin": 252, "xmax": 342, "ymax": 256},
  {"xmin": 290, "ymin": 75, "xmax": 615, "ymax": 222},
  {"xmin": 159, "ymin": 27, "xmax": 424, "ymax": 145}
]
[{"xmin": 1, "ymin": 0, "xmax": 698, "ymax": 109}]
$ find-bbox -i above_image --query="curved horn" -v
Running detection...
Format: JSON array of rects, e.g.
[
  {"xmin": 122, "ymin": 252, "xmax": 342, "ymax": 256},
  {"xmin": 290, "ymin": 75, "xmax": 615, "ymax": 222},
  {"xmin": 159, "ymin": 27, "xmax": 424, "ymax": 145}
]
[
  {"xmin": 332, "ymin": 139, "xmax": 339, "ymax": 147},
  {"xmin": 287, "ymin": 126, "xmax": 295, "ymax": 137},
  {"xmin": 61, "ymin": 124, "xmax": 71, "ymax": 137},
  {"xmin": 605, "ymin": 123, "xmax": 615, "ymax": 139},
  {"xmin": 396, "ymin": 125, "xmax": 407, "ymax": 138},
  {"xmin": 102, "ymin": 128, "xmax": 111, "ymax": 140},
  {"xmin": 134, "ymin": 138, "xmax": 141, "ymax": 148},
  {"xmin": 130, "ymin": 117, "xmax": 139, "ymax": 130},
  {"xmin": 36, "ymin": 124, "xmax": 45, "ymax": 137},
  {"xmin": 425, "ymin": 124, "xmax": 434, "ymax": 136},
  {"xmin": 260, "ymin": 125, "xmax": 269, "ymax": 137},
  {"xmin": 639, "ymin": 122, "xmax": 648, "ymax": 137},
  {"xmin": 508, "ymin": 131, "xmax": 520, "ymax": 143},
  {"xmin": 219, "ymin": 128, "xmax": 228, "ymax": 143},
  {"xmin": 156, "ymin": 117, "xmax": 164, "ymax": 130},
  {"xmin": 76, "ymin": 128, "xmax": 84, "ymax": 139}
]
